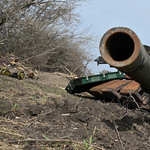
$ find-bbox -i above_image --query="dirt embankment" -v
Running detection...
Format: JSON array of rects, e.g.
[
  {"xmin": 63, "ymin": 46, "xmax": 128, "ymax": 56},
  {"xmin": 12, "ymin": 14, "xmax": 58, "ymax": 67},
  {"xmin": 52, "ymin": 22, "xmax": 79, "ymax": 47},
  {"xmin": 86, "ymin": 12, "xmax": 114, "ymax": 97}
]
[{"xmin": 0, "ymin": 71, "xmax": 150, "ymax": 150}]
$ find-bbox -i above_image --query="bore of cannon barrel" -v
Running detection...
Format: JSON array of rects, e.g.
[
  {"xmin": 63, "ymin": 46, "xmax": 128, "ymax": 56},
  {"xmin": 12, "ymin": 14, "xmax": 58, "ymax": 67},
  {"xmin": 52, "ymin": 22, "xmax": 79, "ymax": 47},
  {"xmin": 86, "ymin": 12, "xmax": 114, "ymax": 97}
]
[{"xmin": 106, "ymin": 32, "xmax": 134, "ymax": 61}]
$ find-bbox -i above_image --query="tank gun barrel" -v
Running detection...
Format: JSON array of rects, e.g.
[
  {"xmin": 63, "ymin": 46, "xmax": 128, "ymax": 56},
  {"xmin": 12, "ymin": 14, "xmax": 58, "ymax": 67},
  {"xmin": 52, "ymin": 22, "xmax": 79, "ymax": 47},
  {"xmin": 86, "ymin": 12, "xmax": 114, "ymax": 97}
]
[{"xmin": 100, "ymin": 27, "xmax": 150, "ymax": 90}]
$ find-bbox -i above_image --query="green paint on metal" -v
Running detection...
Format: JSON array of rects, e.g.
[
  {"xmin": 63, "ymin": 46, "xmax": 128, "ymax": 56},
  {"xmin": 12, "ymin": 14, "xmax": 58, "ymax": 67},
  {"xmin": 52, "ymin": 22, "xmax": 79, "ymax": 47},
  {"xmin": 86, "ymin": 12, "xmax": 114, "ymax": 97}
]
[{"xmin": 65, "ymin": 71, "xmax": 125, "ymax": 94}]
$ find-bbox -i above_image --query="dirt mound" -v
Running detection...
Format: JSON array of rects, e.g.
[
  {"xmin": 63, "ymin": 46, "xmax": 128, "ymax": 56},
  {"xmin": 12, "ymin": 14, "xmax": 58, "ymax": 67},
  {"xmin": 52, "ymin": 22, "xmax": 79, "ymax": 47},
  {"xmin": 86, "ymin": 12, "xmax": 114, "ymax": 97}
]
[
  {"xmin": 37, "ymin": 72, "xmax": 71, "ymax": 88},
  {"xmin": 0, "ymin": 72, "xmax": 150, "ymax": 150}
]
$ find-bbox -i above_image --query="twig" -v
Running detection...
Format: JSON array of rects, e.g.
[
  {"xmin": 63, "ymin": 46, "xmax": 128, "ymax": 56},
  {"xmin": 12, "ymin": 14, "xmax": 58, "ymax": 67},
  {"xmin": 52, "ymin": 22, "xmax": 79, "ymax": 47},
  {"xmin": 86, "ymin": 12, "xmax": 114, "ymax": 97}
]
[
  {"xmin": 22, "ymin": 42, "xmax": 65, "ymax": 62},
  {"xmin": 72, "ymin": 64, "xmax": 82, "ymax": 74},
  {"xmin": 8, "ymin": 138, "xmax": 105, "ymax": 149},
  {"xmin": 83, "ymin": 123, "xmax": 89, "ymax": 139},
  {"xmin": 64, "ymin": 67, "xmax": 77, "ymax": 79},
  {"xmin": 0, "ymin": 130, "xmax": 25, "ymax": 137},
  {"xmin": 143, "ymin": 142, "xmax": 150, "ymax": 147},
  {"xmin": 113, "ymin": 121, "xmax": 125, "ymax": 150},
  {"xmin": 129, "ymin": 93, "xmax": 140, "ymax": 109},
  {"xmin": 14, "ymin": 2, "xmax": 36, "ymax": 14},
  {"xmin": 0, "ymin": 38, "xmax": 7, "ymax": 43},
  {"xmin": 8, "ymin": 139, "xmax": 71, "ymax": 144}
]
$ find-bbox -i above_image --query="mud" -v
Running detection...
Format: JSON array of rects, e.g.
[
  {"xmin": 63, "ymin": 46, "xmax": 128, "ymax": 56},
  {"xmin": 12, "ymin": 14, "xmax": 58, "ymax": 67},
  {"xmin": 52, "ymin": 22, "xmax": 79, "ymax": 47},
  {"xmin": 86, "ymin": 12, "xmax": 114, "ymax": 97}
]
[{"xmin": 0, "ymin": 74, "xmax": 150, "ymax": 150}]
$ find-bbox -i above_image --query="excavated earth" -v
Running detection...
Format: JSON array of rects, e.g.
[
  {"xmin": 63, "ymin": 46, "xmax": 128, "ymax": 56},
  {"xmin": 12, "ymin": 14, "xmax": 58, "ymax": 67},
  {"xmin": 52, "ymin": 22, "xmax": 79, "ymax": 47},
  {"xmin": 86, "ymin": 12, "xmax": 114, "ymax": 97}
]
[{"xmin": 1, "ymin": 70, "xmax": 150, "ymax": 150}]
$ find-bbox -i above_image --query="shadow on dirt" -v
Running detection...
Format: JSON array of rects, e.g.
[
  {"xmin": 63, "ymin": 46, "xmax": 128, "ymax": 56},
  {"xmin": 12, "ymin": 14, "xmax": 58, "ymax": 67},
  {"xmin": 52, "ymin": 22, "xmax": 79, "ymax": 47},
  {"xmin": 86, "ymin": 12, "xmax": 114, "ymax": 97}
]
[
  {"xmin": 102, "ymin": 115, "xmax": 150, "ymax": 131},
  {"xmin": 78, "ymin": 93, "xmax": 139, "ymax": 110}
]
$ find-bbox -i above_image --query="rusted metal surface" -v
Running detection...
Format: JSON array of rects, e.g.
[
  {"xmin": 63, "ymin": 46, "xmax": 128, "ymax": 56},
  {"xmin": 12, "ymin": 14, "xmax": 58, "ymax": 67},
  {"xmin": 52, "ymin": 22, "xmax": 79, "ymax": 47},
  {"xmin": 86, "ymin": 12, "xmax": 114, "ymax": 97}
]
[
  {"xmin": 120, "ymin": 80, "xmax": 144, "ymax": 106},
  {"xmin": 120, "ymin": 80, "xmax": 140, "ymax": 94},
  {"xmin": 99, "ymin": 27, "xmax": 150, "ymax": 91},
  {"xmin": 89, "ymin": 79, "xmax": 150, "ymax": 110},
  {"xmin": 89, "ymin": 80, "xmax": 131, "ymax": 100},
  {"xmin": 89, "ymin": 80, "xmax": 117, "ymax": 99}
]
